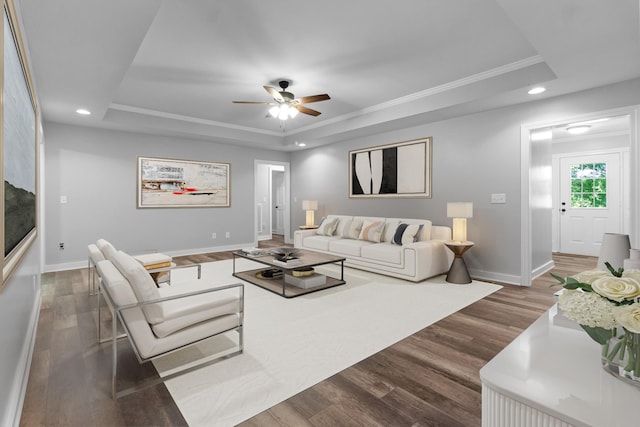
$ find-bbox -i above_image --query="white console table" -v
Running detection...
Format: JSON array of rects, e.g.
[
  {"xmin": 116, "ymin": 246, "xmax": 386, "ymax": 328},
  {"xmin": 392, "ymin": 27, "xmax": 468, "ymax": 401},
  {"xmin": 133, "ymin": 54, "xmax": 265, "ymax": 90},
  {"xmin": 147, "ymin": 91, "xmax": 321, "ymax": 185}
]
[{"xmin": 480, "ymin": 305, "xmax": 640, "ymax": 427}]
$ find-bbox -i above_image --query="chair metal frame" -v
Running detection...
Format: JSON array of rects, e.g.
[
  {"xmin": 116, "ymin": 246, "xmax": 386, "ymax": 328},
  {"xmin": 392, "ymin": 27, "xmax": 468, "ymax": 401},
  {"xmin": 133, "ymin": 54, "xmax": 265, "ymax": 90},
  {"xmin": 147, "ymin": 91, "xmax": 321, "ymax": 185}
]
[{"xmin": 98, "ymin": 271, "xmax": 244, "ymax": 398}]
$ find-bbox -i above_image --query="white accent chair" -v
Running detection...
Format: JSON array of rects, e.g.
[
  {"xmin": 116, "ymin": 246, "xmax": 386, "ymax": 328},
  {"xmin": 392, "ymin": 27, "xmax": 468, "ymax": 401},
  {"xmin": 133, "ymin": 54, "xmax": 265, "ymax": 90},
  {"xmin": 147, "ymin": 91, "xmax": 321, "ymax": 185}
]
[{"xmin": 96, "ymin": 249, "xmax": 244, "ymax": 398}]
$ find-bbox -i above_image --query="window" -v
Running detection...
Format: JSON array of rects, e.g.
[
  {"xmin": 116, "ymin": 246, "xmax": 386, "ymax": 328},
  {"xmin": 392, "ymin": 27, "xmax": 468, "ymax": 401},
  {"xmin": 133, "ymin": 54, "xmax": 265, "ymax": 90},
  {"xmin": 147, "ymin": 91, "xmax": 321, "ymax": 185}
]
[{"xmin": 570, "ymin": 163, "xmax": 607, "ymax": 208}]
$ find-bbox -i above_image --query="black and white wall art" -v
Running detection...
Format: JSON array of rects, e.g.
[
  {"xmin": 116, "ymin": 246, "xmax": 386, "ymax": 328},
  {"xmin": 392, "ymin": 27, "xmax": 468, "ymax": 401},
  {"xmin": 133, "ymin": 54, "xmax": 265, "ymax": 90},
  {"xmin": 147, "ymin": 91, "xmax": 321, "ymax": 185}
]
[{"xmin": 349, "ymin": 137, "xmax": 431, "ymax": 198}]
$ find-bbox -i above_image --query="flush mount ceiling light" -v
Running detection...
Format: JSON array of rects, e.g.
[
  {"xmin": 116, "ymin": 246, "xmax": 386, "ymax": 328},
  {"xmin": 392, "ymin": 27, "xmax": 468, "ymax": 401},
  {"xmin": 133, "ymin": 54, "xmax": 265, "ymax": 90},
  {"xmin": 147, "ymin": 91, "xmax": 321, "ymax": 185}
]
[
  {"xmin": 527, "ymin": 86, "xmax": 546, "ymax": 95},
  {"xmin": 75, "ymin": 108, "xmax": 91, "ymax": 115},
  {"xmin": 566, "ymin": 125, "xmax": 591, "ymax": 135},
  {"xmin": 233, "ymin": 80, "xmax": 330, "ymax": 121}
]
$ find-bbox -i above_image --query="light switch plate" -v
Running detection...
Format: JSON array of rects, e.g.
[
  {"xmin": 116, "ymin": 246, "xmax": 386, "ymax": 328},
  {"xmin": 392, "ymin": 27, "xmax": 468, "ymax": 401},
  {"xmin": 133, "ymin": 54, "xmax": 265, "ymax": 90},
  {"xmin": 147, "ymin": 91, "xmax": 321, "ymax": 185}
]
[
  {"xmin": 491, "ymin": 193, "xmax": 506, "ymax": 204},
  {"xmin": 60, "ymin": 196, "xmax": 68, "ymax": 204}
]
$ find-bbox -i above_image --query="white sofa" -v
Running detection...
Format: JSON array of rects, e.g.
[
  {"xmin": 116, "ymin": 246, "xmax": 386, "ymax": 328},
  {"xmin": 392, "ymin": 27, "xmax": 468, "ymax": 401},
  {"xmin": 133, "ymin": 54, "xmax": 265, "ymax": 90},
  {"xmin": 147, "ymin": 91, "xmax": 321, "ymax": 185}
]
[{"xmin": 294, "ymin": 215, "xmax": 452, "ymax": 282}]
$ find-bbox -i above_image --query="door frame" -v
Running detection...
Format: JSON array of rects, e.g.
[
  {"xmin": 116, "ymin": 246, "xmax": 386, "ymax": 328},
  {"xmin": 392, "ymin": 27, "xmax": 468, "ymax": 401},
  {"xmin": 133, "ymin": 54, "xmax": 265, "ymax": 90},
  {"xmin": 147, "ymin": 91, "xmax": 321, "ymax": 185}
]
[
  {"xmin": 254, "ymin": 160, "xmax": 291, "ymax": 245},
  {"xmin": 521, "ymin": 105, "xmax": 640, "ymax": 286}
]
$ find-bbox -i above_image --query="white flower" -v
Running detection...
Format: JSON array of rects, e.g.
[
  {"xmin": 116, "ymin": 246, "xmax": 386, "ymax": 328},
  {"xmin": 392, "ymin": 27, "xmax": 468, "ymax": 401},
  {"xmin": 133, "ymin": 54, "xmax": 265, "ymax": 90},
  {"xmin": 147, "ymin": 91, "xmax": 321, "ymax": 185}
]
[
  {"xmin": 558, "ymin": 289, "xmax": 617, "ymax": 329},
  {"xmin": 622, "ymin": 269, "xmax": 640, "ymax": 284},
  {"xmin": 613, "ymin": 304, "xmax": 640, "ymax": 334},
  {"xmin": 591, "ymin": 276, "xmax": 640, "ymax": 302},
  {"xmin": 570, "ymin": 269, "xmax": 609, "ymax": 284}
]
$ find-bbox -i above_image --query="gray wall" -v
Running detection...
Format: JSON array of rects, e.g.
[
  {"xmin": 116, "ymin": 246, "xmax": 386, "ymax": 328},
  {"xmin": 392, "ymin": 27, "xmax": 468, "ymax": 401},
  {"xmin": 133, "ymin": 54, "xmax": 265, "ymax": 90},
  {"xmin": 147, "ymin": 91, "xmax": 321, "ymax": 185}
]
[
  {"xmin": 43, "ymin": 122, "xmax": 289, "ymax": 270},
  {"xmin": 290, "ymin": 78, "xmax": 640, "ymax": 284}
]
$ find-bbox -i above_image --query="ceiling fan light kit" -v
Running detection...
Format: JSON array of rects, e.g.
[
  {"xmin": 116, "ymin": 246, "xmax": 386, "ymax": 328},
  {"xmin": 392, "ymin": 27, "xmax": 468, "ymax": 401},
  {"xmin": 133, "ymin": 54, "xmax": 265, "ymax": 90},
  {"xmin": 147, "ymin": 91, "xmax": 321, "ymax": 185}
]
[{"xmin": 233, "ymin": 80, "xmax": 330, "ymax": 120}]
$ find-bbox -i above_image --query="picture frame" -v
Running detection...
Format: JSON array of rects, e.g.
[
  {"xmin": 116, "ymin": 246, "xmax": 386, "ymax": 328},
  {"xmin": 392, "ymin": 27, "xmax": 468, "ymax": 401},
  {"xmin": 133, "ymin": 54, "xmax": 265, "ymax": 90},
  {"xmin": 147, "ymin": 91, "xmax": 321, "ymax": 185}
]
[
  {"xmin": 349, "ymin": 137, "xmax": 432, "ymax": 198},
  {"xmin": 2, "ymin": 1, "xmax": 39, "ymax": 290},
  {"xmin": 137, "ymin": 156, "xmax": 231, "ymax": 208}
]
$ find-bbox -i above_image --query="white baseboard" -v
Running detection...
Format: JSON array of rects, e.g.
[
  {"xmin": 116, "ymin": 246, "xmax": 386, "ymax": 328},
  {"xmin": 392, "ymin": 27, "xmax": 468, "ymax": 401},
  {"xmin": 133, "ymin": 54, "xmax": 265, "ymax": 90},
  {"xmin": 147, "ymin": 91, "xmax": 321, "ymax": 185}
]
[
  {"xmin": 6, "ymin": 287, "xmax": 41, "ymax": 427},
  {"xmin": 468, "ymin": 268, "xmax": 523, "ymax": 286}
]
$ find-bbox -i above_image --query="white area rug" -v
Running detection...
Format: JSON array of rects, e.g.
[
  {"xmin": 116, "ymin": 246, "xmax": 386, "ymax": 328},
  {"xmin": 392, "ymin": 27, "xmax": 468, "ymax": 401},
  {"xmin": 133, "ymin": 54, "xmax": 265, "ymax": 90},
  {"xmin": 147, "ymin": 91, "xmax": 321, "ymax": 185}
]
[{"xmin": 153, "ymin": 258, "xmax": 502, "ymax": 426}]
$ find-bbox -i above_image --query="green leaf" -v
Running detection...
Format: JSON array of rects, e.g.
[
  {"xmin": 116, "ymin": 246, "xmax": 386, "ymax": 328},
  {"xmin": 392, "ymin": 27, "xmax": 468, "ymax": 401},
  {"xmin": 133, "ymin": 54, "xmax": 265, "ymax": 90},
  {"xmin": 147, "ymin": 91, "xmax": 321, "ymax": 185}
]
[
  {"xmin": 605, "ymin": 261, "xmax": 624, "ymax": 277},
  {"xmin": 550, "ymin": 272, "xmax": 565, "ymax": 285},
  {"xmin": 581, "ymin": 325, "xmax": 614, "ymax": 345}
]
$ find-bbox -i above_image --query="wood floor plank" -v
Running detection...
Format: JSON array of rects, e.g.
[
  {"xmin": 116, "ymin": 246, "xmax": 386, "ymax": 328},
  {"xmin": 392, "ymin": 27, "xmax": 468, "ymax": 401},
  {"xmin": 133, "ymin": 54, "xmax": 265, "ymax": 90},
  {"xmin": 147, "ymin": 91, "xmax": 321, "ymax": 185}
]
[{"xmin": 21, "ymin": 241, "xmax": 596, "ymax": 427}]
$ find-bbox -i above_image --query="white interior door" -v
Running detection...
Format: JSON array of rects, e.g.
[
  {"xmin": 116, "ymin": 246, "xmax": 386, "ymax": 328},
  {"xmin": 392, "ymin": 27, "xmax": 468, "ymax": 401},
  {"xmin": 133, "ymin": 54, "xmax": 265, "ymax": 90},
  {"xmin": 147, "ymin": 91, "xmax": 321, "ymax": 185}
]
[
  {"xmin": 272, "ymin": 170, "xmax": 285, "ymax": 235},
  {"xmin": 559, "ymin": 153, "xmax": 621, "ymax": 255}
]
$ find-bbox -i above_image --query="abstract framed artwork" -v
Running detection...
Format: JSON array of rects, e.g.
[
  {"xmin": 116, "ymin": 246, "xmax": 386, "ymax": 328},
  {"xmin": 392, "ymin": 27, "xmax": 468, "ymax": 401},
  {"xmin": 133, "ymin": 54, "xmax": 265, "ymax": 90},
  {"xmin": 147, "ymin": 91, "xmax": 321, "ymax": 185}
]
[
  {"xmin": 349, "ymin": 137, "xmax": 432, "ymax": 198},
  {"xmin": 137, "ymin": 157, "xmax": 231, "ymax": 208},
  {"xmin": 2, "ymin": 1, "xmax": 39, "ymax": 289}
]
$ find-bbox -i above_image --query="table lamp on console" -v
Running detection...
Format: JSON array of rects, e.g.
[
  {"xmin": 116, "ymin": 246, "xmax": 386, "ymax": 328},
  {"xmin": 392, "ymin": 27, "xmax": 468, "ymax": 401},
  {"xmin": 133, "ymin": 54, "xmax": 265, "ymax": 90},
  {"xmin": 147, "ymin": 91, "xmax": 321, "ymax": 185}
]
[{"xmin": 445, "ymin": 202, "xmax": 474, "ymax": 284}]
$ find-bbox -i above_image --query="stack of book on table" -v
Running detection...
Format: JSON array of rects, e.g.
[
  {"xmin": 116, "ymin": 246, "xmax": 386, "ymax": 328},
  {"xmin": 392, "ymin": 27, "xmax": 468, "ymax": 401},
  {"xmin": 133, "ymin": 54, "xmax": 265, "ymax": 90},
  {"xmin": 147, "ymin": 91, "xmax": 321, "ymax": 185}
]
[{"xmin": 133, "ymin": 253, "xmax": 172, "ymax": 270}]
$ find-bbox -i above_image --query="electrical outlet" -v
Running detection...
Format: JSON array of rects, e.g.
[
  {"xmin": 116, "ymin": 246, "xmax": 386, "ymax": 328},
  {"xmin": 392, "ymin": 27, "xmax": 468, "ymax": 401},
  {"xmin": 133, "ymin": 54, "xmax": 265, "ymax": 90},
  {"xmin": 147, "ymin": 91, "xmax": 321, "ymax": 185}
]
[
  {"xmin": 59, "ymin": 242, "xmax": 65, "ymax": 250},
  {"xmin": 225, "ymin": 232, "xmax": 231, "ymax": 238},
  {"xmin": 211, "ymin": 232, "xmax": 216, "ymax": 239}
]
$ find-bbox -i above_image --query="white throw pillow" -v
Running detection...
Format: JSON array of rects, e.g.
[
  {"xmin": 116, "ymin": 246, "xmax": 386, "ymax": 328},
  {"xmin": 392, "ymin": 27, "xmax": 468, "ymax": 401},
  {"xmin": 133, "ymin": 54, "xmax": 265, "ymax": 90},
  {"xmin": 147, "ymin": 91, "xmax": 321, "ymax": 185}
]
[
  {"xmin": 316, "ymin": 217, "xmax": 338, "ymax": 236},
  {"xmin": 358, "ymin": 220, "xmax": 386, "ymax": 243},
  {"xmin": 347, "ymin": 219, "xmax": 363, "ymax": 239}
]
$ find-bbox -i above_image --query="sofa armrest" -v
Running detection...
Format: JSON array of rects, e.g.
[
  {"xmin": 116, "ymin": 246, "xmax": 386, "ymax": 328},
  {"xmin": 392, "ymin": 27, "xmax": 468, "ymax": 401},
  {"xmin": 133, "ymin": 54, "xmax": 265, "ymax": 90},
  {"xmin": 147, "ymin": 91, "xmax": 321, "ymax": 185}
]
[
  {"xmin": 403, "ymin": 240, "xmax": 453, "ymax": 279},
  {"xmin": 294, "ymin": 229, "xmax": 318, "ymax": 247}
]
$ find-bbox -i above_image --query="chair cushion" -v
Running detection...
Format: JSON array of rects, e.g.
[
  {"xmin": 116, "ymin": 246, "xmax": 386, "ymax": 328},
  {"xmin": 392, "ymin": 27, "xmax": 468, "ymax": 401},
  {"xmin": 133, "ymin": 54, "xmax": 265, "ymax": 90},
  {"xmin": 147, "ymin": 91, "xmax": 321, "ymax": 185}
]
[
  {"xmin": 111, "ymin": 250, "xmax": 164, "ymax": 324},
  {"xmin": 96, "ymin": 239, "xmax": 117, "ymax": 261},
  {"xmin": 152, "ymin": 295, "xmax": 240, "ymax": 338},
  {"xmin": 96, "ymin": 260, "xmax": 137, "ymax": 306}
]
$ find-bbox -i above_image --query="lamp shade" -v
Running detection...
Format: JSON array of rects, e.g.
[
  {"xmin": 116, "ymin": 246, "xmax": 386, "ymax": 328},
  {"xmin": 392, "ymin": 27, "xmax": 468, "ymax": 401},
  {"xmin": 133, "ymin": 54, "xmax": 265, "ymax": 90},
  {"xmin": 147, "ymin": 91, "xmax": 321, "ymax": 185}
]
[
  {"xmin": 447, "ymin": 202, "xmax": 473, "ymax": 218},
  {"xmin": 597, "ymin": 233, "xmax": 631, "ymax": 271},
  {"xmin": 302, "ymin": 200, "xmax": 318, "ymax": 210}
]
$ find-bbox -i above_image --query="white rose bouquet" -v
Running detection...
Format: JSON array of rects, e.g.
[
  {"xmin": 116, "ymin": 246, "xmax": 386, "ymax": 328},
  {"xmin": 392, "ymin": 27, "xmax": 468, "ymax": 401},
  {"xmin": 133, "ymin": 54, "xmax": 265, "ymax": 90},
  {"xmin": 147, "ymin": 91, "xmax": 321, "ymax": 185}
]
[{"xmin": 552, "ymin": 262, "xmax": 640, "ymax": 383}]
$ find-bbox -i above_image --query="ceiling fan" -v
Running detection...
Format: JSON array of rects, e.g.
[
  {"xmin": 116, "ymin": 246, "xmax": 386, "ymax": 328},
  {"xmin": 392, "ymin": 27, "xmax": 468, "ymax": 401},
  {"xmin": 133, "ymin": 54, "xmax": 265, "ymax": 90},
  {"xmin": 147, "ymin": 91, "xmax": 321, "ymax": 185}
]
[{"xmin": 233, "ymin": 80, "xmax": 330, "ymax": 120}]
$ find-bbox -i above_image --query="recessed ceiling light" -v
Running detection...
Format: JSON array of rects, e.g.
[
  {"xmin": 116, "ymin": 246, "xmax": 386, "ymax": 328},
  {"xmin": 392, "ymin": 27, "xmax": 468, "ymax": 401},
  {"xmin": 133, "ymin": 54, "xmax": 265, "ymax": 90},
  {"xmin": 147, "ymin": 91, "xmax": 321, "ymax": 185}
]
[
  {"xmin": 566, "ymin": 125, "xmax": 591, "ymax": 135},
  {"xmin": 527, "ymin": 87, "xmax": 546, "ymax": 95},
  {"xmin": 295, "ymin": 141, "xmax": 306, "ymax": 147},
  {"xmin": 75, "ymin": 108, "xmax": 91, "ymax": 115}
]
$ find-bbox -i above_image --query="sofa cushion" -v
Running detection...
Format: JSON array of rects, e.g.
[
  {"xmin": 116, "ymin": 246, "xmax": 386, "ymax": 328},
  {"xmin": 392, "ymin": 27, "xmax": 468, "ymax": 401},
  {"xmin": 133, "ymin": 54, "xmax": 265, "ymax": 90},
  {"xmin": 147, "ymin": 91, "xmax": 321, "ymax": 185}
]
[
  {"xmin": 111, "ymin": 250, "xmax": 164, "ymax": 324},
  {"xmin": 316, "ymin": 217, "xmax": 339, "ymax": 236},
  {"xmin": 403, "ymin": 219, "xmax": 432, "ymax": 241},
  {"xmin": 329, "ymin": 238, "xmax": 374, "ymax": 257},
  {"xmin": 361, "ymin": 243, "xmax": 403, "ymax": 265},
  {"xmin": 358, "ymin": 219, "xmax": 385, "ymax": 242},
  {"xmin": 334, "ymin": 216, "xmax": 354, "ymax": 238},
  {"xmin": 303, "ymin": 235, "xmax": 340, "ymax": 251},
  {"xmin": 96, "ymin": 260, "xmax": 137, "ymax": 306}
]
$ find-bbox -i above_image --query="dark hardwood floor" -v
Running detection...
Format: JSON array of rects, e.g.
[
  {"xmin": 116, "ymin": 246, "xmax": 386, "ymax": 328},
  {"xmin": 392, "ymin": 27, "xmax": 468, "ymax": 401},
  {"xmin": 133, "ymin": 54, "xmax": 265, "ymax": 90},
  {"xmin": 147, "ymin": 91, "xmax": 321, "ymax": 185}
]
[{"xmin": 20, "ymin": 239, "xmax": 596, "ymax": 426}]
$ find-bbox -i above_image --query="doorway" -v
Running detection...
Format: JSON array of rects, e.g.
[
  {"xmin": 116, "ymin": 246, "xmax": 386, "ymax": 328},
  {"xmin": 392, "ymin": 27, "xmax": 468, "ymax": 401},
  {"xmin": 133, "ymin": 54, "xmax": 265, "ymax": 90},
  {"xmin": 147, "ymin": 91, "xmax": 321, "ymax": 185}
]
[
  {"xmin": 254, "ymin": 160, "xmax": 291, "ymax": 245},
  {"xmin": 521, "ymin": 107, "xmax": 638, "ymax": 286}
]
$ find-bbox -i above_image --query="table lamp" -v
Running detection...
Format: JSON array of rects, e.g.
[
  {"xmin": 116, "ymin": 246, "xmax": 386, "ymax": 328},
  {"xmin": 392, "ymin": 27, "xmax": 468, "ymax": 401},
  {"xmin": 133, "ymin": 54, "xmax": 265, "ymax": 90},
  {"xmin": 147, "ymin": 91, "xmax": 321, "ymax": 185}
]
[
  {"xmin": 302, "ymin": 200, "xmax": 318, "ymax": 227},
  {"xmin": 597, "ymin": 233, "xmax": 630, "ymax": 271},
  {"xmin": 447, "ymin": 202, "xmax": 473, "ymax": 243}
]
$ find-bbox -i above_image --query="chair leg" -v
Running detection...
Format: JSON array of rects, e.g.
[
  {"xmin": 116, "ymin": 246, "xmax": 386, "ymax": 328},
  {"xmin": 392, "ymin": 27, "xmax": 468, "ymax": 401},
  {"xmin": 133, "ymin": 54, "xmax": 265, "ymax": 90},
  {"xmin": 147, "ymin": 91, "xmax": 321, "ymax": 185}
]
[{"xmin": 112, "ymin": 311, "xmax": 118, "ymax": 399}]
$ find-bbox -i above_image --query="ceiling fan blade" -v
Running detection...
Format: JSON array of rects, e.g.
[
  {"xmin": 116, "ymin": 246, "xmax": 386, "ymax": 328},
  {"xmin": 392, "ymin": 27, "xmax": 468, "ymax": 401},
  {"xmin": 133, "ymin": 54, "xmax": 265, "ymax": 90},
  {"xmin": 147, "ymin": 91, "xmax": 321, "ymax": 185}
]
[
  {"xmin": 264, "ymin": 86, "xmax": 285, "ymax": 102},
  {"xmin": 295, "ymin": 105, "xmax": 322, "ymax": 116},
  {"xmin": 297, "ymin": 94, "xmax": 330, "ymax": 104},
  {"xmin": 232, "ymin": 101, "xmax": 274, "ymax": 104}
]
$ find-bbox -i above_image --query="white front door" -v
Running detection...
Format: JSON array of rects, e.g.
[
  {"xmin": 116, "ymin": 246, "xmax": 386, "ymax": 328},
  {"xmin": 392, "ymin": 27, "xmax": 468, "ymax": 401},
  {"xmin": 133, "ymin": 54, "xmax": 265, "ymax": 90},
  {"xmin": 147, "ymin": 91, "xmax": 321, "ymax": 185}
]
[{"xmin": 559, "ymin": 153, "xmax": 621, "ymax": 256}]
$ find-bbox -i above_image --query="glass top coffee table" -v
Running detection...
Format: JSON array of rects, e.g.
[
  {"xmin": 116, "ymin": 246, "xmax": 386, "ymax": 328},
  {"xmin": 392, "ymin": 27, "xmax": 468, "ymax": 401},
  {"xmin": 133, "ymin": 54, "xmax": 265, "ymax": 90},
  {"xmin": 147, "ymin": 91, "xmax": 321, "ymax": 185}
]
[{"xmin": 232, "ymin": 248, "xmax": 346, "ymax": 298}]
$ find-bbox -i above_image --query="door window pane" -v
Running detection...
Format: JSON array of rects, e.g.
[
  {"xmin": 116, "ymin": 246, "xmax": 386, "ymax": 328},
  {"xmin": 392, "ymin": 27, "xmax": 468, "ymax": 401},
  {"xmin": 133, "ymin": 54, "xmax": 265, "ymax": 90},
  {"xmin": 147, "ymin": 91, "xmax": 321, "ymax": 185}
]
[{"xmin": 570, "ymin": 162, "xmax": 606, "ymax": 208}]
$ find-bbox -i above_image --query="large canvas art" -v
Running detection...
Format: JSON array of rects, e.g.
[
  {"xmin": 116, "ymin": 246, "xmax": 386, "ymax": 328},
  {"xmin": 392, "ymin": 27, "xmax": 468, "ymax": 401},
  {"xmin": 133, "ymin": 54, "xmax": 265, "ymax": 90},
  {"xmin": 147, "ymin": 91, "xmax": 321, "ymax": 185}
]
[
  {"xmin": 349, "ymin": 137, "xmax": 432, "ymax": 198},
  {"xmin": 3, "ymin": 4, "xmax": 38, "ymax": 289},
  {"xmin": 137, "ymin": 157, "xmax": 230, "ymax": 208}
]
